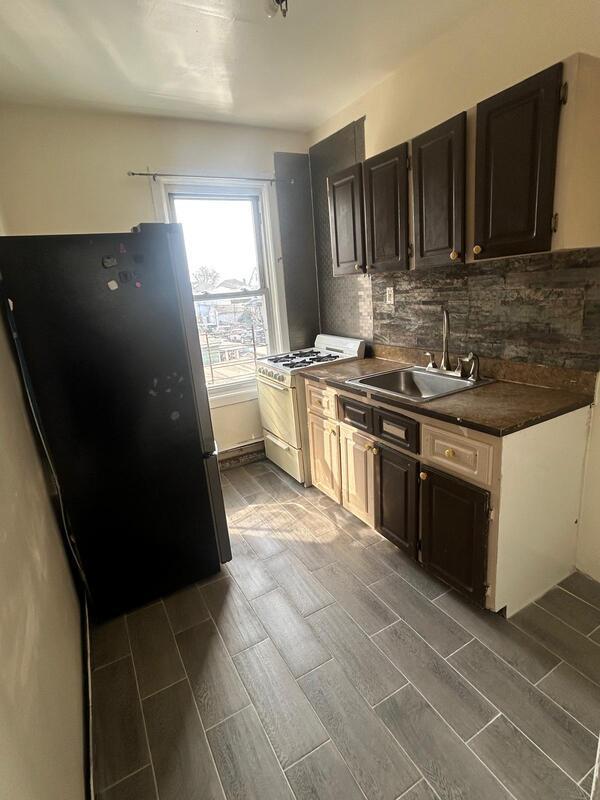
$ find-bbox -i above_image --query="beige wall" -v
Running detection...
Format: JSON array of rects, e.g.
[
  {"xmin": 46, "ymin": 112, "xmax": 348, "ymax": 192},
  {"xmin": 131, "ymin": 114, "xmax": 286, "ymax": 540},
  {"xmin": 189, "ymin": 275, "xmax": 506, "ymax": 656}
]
[
  {"xmin": 0, "ymin": 103, "xmax": 308, "ymax": 451},
  {"xmin": 577, "ymin": 378, "xmax": 600, "ymax": 582},
  {"xmin": 311, "ymin": 0, "xmax": 600, "ymax": 152},
  {"xmin": 0, "ymin": 323, "xmax": 84, "ymax": 800}
]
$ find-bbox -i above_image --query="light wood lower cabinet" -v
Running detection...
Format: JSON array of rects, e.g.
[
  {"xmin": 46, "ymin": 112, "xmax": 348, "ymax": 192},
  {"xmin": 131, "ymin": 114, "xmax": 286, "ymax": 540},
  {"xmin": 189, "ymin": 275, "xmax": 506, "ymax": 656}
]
[
  {"xmin": 307, "ymin": 411, "xmax": 341, "ymax": 503},
  {"xmin": 339, "ymin": 423, "xmax": 376, "ymax": 527}
]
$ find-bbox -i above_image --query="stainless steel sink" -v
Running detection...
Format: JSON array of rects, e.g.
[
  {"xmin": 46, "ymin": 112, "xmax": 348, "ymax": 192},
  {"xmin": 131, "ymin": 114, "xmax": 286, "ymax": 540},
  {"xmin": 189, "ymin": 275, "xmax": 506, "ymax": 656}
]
[{"xmin": 345, "ymin": 366, "xmax": 493, "ymax": 403}]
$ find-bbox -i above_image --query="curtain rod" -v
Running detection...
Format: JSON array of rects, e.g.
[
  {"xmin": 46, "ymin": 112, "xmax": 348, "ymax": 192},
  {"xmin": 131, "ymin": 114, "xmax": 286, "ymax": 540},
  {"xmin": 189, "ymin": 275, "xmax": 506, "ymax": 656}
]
[{"xmin": 127, "ymin": 170, "xmax": 294, "ymax": 184}]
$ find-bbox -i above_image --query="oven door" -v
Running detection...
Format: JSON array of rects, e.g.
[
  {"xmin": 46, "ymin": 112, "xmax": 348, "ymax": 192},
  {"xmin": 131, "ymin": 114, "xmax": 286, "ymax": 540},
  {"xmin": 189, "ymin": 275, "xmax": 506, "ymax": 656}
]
[{"xmin": 257, "ymin": 375, "xmax": 301, "ymax": 449}]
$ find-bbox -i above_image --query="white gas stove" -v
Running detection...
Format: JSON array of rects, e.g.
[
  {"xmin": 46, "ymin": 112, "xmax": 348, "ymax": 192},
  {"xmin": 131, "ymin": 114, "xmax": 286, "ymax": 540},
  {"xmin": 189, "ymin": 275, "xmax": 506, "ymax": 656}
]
[
  {"xmin": 257, "ymin": 334, "xmax": 366, "ymax": 385},
  {"xmin": 257, "ymin": 335, "xmax": 366, "ymax": 484}
]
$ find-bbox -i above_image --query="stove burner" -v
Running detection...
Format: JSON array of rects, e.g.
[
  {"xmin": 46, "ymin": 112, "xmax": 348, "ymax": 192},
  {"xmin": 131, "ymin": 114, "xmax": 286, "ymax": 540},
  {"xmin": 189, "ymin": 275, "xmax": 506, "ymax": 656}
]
[
  {"xmin": 290, "ymin": 349, "xmax": 319, "ymax": 357},
  {"xmin": 265, "ymin": 349, "xmax": 344, "ymax": 371}
]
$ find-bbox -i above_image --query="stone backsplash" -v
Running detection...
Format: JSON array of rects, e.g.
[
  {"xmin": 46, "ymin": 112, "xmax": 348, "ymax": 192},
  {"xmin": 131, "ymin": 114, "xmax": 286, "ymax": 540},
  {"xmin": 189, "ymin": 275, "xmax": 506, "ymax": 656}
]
[{"xmin": 371, "ymin": 248, "xmax": 600, "ymax": 373}]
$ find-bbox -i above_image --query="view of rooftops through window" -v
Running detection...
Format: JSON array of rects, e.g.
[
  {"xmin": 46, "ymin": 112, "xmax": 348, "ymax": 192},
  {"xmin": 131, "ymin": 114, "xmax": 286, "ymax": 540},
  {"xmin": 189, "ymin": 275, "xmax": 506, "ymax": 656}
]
[{"xmin": 173, "ymin": 195, "xmax": 268, "ymax": 387}]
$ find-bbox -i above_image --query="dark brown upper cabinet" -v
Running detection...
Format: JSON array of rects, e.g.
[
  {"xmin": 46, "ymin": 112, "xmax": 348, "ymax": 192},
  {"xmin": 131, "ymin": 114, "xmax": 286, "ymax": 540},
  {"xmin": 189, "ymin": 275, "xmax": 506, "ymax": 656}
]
[
  {"xmin": 420, "ymin": 467, "xmax": 490, "ymax": 607},
  {"xmin": 473, "ymin": 62, "xmax": 563, "ymax": 260},
  {"xmin": 327, "ymin": 163, "xmax": 365, "ymax": 275},
  {"xmin": 363, "ymin": 143, "xmax": 409, "ymax": 272},
  {"xmin": 412, "ymin": 112, "xmax": 466, "ymax": 268}
]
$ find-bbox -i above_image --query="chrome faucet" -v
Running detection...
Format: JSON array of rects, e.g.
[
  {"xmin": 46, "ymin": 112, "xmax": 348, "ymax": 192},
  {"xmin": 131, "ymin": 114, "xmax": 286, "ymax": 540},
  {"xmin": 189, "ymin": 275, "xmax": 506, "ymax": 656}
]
[
  {"xmin": 440, "ymin": 309, "xmax": 451, "ymax": 371},
  {"xmin": 424, "ymin": 311, "xmax": 483, "ymax": 382}
]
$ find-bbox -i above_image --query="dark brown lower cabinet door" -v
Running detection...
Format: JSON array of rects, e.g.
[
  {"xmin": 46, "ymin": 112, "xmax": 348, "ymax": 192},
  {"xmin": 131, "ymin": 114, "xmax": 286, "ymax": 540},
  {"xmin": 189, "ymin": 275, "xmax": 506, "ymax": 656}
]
[
  {"xmin": 420, "ymin": 467, "xmax": 490, "ymax": 606},
  {"xmin": 375, "ymin": 446, "xmax": 418, "ymax": 558}
]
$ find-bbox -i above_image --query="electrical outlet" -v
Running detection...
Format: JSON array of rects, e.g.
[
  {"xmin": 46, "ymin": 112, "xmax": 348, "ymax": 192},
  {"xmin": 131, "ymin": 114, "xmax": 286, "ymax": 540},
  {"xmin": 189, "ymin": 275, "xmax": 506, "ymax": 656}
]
[{"xmin": 386, "ymin": 287, "xmax": 394, "ymax": 305}]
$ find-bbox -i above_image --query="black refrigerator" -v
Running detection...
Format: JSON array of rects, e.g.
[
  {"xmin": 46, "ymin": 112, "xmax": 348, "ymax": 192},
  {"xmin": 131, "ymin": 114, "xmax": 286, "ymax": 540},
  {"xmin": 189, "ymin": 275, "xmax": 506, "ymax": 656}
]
[{"xmin": 0, "ymin": 223, "xmax": 231, "ymax": 619}]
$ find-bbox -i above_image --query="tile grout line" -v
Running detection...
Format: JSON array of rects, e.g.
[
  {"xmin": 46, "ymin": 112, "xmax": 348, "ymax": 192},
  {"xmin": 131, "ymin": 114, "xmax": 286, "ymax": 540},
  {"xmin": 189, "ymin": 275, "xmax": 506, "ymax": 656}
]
[
  {"xmin": 403, "ymin": 680, "xmax": 520, "ymax": 800},
  {"xmin": 203, "ymin": 704, "xmax": 251, "ymax": 733},
  {"xmin": 95, "ymin": 763, "xmax": 153, "ymax": 795},
  {"xmin": 465, "ymin": 712, "xmax": 502, "ymax": 744},
  {"xmin": 170, "ymin": 603, "xmax": 231, "ymax": 800},
  {"xmin": 199, "ymin": 570, "xmax": 317, "ymax": 798},
  {"xmin": 290, "ymin": 656, "xmax": 393, "ymax": 800},
  {"xmin": 533, "ymin": 659, "xmax": 563, "ymax": 686},
  {"xmin": 507, "ymin": 614, "xmax": 600, "ymax": 691},
  {"xmin": 140, "ymin": 676, "xmax": 188, "ymax": 701},
  {"xmin": 464, "ymin": 700, "xmax": 595, "ymax": 790},
  {"xmin": 91, "ymin": 652, "xmax": 131, "ymax": 672},
  {"xmin": 431, "ymin": 592, "xmax": 600, "ymax": 689},
  {"xmin": 371, "ymin": 684, "xmax": 408, "ymax": 710},
  {"xmin": 295, "ymin": 656, "xmax": 335, "ymax": 681},
  {"xmin": 580, "ymin": 765, "xmax": 597, "ymax": 786},
  {"xmin": 123, "ymin": 618, "xmax": 161, "ymax": 800},
  {"xmin": 444, "ymin": 637, "xmax": 475, "ymax": 660},
  {"xmin": 534, "ymin": 681, "xmax": 600, "ymax": 739},
  {"xmin": 532, "ymin": 600, "xmax": 600, "ymax": 641},
  {"xmin": 587, "ymin": 622, "xmax": 600, "ymax": 639},
  {"xmin": 555, "ymin": 583, "xmax": 600, "ymax": 614},
  {"xmin": 282, "ymin": 738, "xmax": 332, "ymax": 773},
  {"xmin": 395, "ymin": 778, "xmax": 433, "ymax": 800}
]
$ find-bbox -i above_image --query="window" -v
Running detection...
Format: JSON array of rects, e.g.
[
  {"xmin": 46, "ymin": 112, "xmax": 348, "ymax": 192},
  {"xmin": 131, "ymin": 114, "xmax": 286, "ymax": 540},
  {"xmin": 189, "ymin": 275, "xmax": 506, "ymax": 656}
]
[{"xmin": 165, "ymin": 180, "xmax": 287, "ymax": 397}]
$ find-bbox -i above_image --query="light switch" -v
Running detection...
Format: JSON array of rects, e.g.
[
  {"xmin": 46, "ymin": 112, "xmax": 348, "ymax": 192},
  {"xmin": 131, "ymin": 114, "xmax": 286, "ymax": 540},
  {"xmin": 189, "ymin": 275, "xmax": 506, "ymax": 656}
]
[{"xmin": 386, "ymin": 287, "xmax": 394, "ymax": 305}]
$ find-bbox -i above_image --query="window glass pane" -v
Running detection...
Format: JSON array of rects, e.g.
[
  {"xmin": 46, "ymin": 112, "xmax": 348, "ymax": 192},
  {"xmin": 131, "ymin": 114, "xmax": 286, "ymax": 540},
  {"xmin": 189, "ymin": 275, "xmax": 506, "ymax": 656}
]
[
  {"xmin": 173, "ymin": 196, "xmax": 261, "ymax": 294},
  {"xmin": 194, "ymin": 295, "xmax": 268, "ymax": 387}
]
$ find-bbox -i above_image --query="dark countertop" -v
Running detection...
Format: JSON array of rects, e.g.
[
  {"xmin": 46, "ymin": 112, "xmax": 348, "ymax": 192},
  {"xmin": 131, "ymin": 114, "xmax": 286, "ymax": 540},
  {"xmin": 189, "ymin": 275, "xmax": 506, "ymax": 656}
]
[{"xmin": 299, "ymin": 358, "xmax": 593, "ymax": 437}]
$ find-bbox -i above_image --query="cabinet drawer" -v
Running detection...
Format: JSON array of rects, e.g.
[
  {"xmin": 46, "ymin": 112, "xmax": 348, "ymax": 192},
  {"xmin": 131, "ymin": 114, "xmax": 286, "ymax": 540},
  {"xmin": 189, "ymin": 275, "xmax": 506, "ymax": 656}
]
[
  {"xmin": 421, "ymin": 423, "xmax": 494, "ymax": 486},
  {"xmin": 339, "ymin": 395, "xmax": 373, "ymax": 433},
  {"xmin": 373, "ymin": 408, "xmax": 419, "ymax": 453},
  {"xmin": 306, "ymin": 382, "xmax": 336, "ymax": 420}
]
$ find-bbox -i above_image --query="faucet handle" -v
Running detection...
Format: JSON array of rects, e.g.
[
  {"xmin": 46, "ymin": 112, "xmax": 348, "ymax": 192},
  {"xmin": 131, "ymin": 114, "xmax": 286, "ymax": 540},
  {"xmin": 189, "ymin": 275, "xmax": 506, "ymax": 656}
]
[
  {"xmin": 455, "ymin": 356, "xmax": 470, "ymax": 378},
  {"xmin": 466, "ymin": 352, "xmax": 481, "ymax": 382},
  {"xmin": 425, "ymin": 351, "xmax": 437, "ymax": 370}
]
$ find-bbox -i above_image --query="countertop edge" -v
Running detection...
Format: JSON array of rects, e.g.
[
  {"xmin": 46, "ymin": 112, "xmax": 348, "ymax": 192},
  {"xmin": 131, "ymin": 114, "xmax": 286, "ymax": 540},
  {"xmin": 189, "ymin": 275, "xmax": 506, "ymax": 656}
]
[{"xmin": 299, "ymin": 367, "xmax": 593, "ymax": 437}]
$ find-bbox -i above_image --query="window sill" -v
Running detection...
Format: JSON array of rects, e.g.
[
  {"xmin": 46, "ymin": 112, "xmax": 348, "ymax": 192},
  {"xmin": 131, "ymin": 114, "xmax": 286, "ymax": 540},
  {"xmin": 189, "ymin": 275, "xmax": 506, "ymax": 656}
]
[{"xmin": 208, "ymin": 378, "xmax": 259, "ymax": 408}]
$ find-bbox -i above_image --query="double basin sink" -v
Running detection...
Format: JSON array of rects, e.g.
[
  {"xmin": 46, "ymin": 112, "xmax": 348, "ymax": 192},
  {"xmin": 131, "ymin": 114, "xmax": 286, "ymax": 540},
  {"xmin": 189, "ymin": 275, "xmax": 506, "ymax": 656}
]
[{"xmin": 345, "ymin": 366, "xmax": 493, "ymax": 404}]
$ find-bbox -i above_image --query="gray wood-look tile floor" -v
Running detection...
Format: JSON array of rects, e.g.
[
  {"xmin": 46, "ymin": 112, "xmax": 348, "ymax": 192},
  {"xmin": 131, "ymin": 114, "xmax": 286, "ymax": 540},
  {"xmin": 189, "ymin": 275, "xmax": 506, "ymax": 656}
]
[{"xmin": 91, "ymin": 460, "xmax": 600, "ymax": 800}]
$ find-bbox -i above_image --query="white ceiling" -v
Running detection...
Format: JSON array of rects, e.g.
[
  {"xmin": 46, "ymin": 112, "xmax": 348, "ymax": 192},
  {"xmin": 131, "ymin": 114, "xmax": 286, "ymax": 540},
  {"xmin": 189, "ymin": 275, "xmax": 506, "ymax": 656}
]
[{"xmin": 0, "ymin": 0, "xmax": 483, "ymax": 131}]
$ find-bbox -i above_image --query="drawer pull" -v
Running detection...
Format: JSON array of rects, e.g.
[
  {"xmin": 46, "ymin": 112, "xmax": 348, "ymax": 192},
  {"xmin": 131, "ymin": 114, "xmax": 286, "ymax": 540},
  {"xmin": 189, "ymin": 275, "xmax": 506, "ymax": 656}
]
[
  {"xmin": 419, "ymin": 471, "xmax": 428, "ymax": 480},
  {"xmin": 444, "ymin": 448, "xmax": 456, "ymax": 459},
  {"xmin": 329, "ymin": 429, "xmax": 337, "ymax": 437}
]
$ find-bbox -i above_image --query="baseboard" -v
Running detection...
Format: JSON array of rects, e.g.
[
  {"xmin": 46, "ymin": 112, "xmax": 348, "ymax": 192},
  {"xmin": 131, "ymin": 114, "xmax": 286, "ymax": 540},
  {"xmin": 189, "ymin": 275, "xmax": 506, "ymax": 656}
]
[{"xmin": 218, "ymin": 441, "xmax": 265, "ymax": 471}]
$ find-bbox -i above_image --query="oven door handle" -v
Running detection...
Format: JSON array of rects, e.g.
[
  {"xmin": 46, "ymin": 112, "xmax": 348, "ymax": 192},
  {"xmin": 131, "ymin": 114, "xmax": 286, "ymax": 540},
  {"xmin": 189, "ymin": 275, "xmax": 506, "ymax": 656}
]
[
  {"xmin": 258, "ymin": 377, "xmax": 289, "ymax": 391},
  {"xmin": 264, "ymin": 432, "xmax": 290, "ymax": 451}
]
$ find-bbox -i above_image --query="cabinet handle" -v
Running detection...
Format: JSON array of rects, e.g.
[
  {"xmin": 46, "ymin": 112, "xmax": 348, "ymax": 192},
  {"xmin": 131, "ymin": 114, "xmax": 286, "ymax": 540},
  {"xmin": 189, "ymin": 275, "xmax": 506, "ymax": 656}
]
[
  {"xmin": 371, "ymin": 446, "xmax": 379, "ymax": 455},
  {"xmin": 449, "ymin": 250, "xmax": 459, "ymax": 261},
  {"xmin": 473, "ymin": 244, "xmax": 482, "ymax": 255},
  {"xmin": 444, "ymin": 448, "xmax": 456, "ymax": 459},
  {"xmin": 329, "ymin": 429, "xmax": 337, "ymax": 437},
  {"xmin": 419, "ymin": 471, "xmax": 428, "ymax": 480},
  {"xmin": 354, "ymin": 264, "xmax": 362, "ymax": 272}
]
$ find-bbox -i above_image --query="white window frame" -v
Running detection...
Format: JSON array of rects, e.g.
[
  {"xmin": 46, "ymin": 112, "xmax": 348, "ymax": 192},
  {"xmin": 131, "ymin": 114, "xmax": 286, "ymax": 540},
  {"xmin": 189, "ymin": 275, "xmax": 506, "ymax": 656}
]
[{"xmin": 151, "ymin": 175, "xmax": 289, "ymax": 406}]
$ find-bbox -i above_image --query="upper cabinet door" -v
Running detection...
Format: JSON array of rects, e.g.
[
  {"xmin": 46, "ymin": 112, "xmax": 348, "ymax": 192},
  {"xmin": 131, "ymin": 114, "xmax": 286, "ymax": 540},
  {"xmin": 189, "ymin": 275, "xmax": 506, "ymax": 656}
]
[
  {"xmin": 473, "ymin": 62, "xmax": 563, "ymax": 260},
  {"xmin": 327, "ymin": 163, "xmax": 366, "ymax": 275},
  {"xmin": 413, "ymin": 112, "xmax": 466, "ymax": 268},
  {"xmin": 363, "ymin": 143, "xmax": 409, "ymax": 272}
]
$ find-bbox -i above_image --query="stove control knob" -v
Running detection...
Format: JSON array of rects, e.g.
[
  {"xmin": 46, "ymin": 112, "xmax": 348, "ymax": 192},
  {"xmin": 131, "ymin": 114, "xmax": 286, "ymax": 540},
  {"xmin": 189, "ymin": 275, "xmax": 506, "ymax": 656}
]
[
  {"xmin": 268, "ymin": 370, "xmax": 274, "ymax": 378},
  {"xmin": 277, "ymin": 374, "xmax": 284, "ymax": 382}
]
